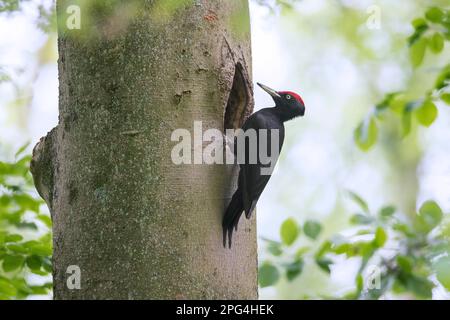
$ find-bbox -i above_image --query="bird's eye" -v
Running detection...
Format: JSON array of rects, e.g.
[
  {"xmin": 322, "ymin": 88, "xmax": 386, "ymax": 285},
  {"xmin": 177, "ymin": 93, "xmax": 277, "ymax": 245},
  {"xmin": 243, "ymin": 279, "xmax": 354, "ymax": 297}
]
[{"xmin": 286, "ymin": 94, "xmax": 291, "ymax": 100}]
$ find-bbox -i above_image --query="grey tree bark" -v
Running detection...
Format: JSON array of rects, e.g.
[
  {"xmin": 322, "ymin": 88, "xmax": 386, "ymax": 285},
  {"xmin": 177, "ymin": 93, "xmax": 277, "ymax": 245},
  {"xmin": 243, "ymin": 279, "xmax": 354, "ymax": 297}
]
[{"xmin": 31, "ymin": 0, "xmax": 257, "ymax": 299}]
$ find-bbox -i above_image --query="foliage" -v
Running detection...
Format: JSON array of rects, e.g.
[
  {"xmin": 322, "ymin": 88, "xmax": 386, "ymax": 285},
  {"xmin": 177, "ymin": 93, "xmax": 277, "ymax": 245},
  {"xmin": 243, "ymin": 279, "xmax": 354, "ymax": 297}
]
[
  {"xmin": 259, "ymin": 194, "xmax": 450, "ymax": 299},
  {"xmin": 280, "ymin": 218, "xmax": 299, "ymax": 245},
  {"xmin": 253, "ymin": 0, "xmax": 299, "ymax": 13},
  {"xmin": 0, "ymin": 0, "xmax": 29, "ymax": 13},
  {"xmin": 259, "ymin": 3, "xmax": 450, "ymax": 299},
  {"xmin": 0, "ymin": 0, "xmax": 55, "ymax": 32},
  {"xmin": 0, "ymin": 145, "xmax": 52, "ymax": 300},
  {"xmin": 354, "ymin": 7, "xmax": 450, "ymax": 151}
]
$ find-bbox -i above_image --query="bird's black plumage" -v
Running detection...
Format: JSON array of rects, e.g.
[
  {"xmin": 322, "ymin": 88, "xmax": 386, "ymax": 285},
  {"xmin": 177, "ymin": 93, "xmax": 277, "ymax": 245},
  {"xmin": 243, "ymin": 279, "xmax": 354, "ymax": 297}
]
[{"xmin": 223, "ymin": 83, "xmax": 305, "ymax": 248}]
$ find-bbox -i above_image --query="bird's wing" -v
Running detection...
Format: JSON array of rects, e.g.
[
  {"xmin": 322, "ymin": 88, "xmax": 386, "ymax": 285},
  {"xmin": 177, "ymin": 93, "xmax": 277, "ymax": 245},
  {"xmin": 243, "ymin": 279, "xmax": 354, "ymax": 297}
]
[{"xmin": 237, "ymin": 112, "xmax": 283, "ymax": 217}]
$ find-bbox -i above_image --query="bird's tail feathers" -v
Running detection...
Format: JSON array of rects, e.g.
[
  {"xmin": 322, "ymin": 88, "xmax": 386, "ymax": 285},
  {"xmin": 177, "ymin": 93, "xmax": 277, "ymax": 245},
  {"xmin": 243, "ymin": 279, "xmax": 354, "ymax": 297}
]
[
  {"xmin": 245, "ymin": 199, "xmax": 258, "ymax": 219},
  {"xmin": 222, "ymin": 191, "xmax": 244, "ymax": 248}
]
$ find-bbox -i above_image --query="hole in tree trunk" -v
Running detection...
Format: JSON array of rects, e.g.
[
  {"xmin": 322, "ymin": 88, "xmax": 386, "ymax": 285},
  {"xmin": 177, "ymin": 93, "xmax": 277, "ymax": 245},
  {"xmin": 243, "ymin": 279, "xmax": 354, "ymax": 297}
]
[{"xmin": 224, "ymin": 63, "xmax": 249, "ymax": 130}]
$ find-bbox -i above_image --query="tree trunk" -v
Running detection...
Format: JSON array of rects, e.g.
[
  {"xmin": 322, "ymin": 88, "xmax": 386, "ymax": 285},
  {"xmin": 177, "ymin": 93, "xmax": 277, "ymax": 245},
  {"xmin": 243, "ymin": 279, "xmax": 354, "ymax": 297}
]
[{"xmin": 31, "ymin": 0, "xmax": 257, "ymax": 299}]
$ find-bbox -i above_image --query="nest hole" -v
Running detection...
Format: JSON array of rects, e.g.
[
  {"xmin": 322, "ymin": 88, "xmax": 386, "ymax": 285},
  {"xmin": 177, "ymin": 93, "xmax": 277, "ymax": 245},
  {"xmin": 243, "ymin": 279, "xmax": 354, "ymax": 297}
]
[{"xmin": 224, "ymin": 63, "xmax": 249, "ymax": 130}]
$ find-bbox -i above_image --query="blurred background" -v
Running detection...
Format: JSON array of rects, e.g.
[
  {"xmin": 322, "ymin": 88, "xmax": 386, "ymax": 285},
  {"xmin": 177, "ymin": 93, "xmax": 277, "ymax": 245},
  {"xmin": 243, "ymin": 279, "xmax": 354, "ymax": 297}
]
[{"xmin": 0, "ymin": 0, "xmax": 449, "ymax": 299}]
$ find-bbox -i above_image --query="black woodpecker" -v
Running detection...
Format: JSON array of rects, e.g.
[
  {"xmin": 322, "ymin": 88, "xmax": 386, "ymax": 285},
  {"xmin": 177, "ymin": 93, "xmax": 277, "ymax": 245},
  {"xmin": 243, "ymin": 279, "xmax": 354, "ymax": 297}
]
[{"xmin": 223, "ymin": 83, "xmax": 305, "ymax": 248}]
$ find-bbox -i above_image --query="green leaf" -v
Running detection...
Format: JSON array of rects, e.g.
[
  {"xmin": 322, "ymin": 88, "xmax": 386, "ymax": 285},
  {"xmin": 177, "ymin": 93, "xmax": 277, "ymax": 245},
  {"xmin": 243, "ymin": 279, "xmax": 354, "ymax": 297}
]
[
  {"xmin": 410, "ymin": 37, "xmax": 427, "ymax": 67},
  {"xmin": 389, "ymin": 94, "xmax": 408, "ymax": 114},
  {"xmin": 406, "ymin": 275, "xmax": 434, "ymax": 299},
  {"xmin": 360, "ymin": 241, "xmax": 376, "ymax": 259},
  {"xmin": 441, "ymin": 93, "xmax": 450, "ymax": 105},
  {"xmin": 26, "ymin": 255, "xmax": 42, "ymax": 271},
  {"xmin": 425, "ymin": 7, "xmax": 445, "ymax": 23},
  {"xmin": 418, "ymin": 200, "xmax": 443, "ymax": 231},
  {"xmin": 397, "ymin": 256, "xmax": 413, "ymax": 274},
  {"xmin": 2, "ymin": 255, "xmax": 25, "ymax": 272},
  {"xmin": 408, "ymin": 19, "xmax": 428, "ymax": 46},
  {"xmin": 30, "ymin": 285, "xmax": 50, "ymax": 295},
  {"xmin": 285, "ymin": 259, "xmax": 304, "ymax": 281},
  {"xmin": 350, "ymin": 213, "xmax": 374, "ymax": 225},
  {"xmin": 280, "ymin": 218, "xmax": 299, "ymax": 246},
  {"xmin": 14, "ymin": 142, "xmax": 30, "ymax": 158},
  {"xmin": 316, "ymin": 257, "xmax": 333, "ymax": 274},
  {"xmin": 303, "ymin": 220, "xmax": 322, "ymax": 240},
  {"xmin": 267, "ymin": 242, "xmax": 283, "ymax": 256},
  {"xmin": 347, "ymin": 191, "xmax": 369, "ymax": 213},
  {"xmin": 379, "ymin": 205, "xmax": 396, "ymax": 218},
  {"xmin": 295, "ymin": 246, "xmax": 310, "ymax": 258},
  {"xmin": 42, "ymin": 257, "xmax": 52, "ymax": 273},
  {"xmin": 0, "ymin": 278, "xmax": 17, "ymax": 296},
  {"xmin": 392, "ymin": 278, "xmax": 408, "ymax": 295},
  {"xmin": 12, "ymin": 193, "xmax": 41, "ymax": 213},
  {"xmin": 429, "ymin": 33, "xmax": 445, "ymax": 53},
  {"xmin": 5, "ymin": 234, "xmax": 23, "ymax": 243},
  {"xmin": 333, "ymin": 243, "xmax": 353, "ymax": 255},
  {"xmin": 392, "ymin": 222, "xmax": 415, "ymax": 237},
  {"xmin": 374, "ymin": 227, "xmax": 387, "ymax": 247},
  {"xmin": 37, "ymin": 214, "xmax": 52, "ymax": 228},
  {"xmin": 356, "ymin": 229, "xmax": 373, "ymax": 235},
  {"xmin": 23, "ymin": 240, "xmax": 52, "ymax": 256},
  {"xmin": 402, "ymin": 105, "xmax": 414, "ymax": 136},
  {"xmin": 315, "ymin": 240, "xmax": 332, "ymax": 258},
  {"xmin": 412, "ymin": 18, "xmax": 427, "ymax": 29},
  {"xmin": 415, "ymin": 100, "xmax": 438, "ymax": 127},
  {"xmin": 374, "ymin": 92, "xmax": 401, "ymax": 114},
  {"xmin": 435, "ymin": 64, "xmax": 450, "ymax": 90},
  {"xmin": 17, "ymin": 222, "xmax": 38, "ymax": 230},
  {"xmin": 259, "ymin": 263, "xmax": 280, "ymax": 288},
  {"xmin": 429, "ymin": 242, "xmax": 450, "ymax": 259},
  {"xmin": 356, "ymin": 273, "xmax": 364, "ymax": 292},
  {"xmin": 28, "ymin": 268, "xmax": 48, "ymax": 276},
  {"xmin": 354, "ymin": 116, "xmax": 378, "ymax": 151},
  {"xmin": 6, "ymin": 244, "xmax": 29, "ymax": 254},
  {"xmin": 433, "ymin": 256, "xmax": 450, "ymax": 291}
]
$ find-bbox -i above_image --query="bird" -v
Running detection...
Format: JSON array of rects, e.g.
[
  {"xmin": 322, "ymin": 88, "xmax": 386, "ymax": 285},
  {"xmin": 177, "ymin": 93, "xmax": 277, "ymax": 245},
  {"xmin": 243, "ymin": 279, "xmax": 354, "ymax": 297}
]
[{"xmin": 223, "ymin": 82, "xmax": 305, "ymax": 248}]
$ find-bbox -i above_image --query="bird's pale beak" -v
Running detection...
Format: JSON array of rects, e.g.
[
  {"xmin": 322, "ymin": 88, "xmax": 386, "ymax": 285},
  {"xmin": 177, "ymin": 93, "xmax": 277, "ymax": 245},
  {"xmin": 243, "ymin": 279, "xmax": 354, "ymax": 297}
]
[{"xmin": 257, "ymin": 82, "xmax": 281, "ymax": 99}]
